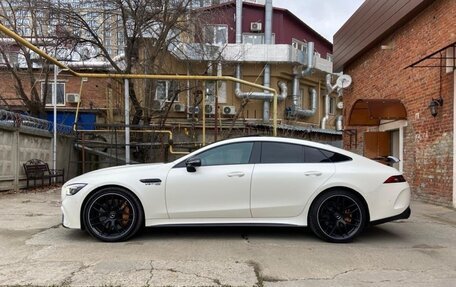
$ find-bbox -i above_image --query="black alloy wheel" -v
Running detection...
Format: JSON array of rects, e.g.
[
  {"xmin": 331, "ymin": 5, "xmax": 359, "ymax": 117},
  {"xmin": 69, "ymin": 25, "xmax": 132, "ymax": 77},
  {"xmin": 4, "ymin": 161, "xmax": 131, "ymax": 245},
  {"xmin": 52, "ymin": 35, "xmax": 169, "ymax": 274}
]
[
  {"xmin": 309, "ymin": 190, "xmax": 367, "ymax": 243},
  {"xmin": 83, "ymin": 187, "xmax": 143, "ymax": 242}
]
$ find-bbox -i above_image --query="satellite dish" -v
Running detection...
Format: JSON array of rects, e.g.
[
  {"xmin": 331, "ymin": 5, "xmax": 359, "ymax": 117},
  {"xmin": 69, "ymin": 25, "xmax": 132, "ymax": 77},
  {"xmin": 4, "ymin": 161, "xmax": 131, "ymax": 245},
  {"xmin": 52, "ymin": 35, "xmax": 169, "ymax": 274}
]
[
  {"xmin": 337, "ymin": 101, "xmax": 344, "ymax": 110},
  {"xmin": 336, "ymin": 74, "xmax": 352, "ymax": 89}
]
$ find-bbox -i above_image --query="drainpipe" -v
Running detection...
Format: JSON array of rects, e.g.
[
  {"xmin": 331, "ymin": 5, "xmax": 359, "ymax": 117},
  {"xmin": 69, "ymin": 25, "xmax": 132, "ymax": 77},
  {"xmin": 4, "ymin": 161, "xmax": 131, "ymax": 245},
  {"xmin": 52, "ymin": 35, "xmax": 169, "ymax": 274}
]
[{"xmin": 291, "ymin": 42, "xmax": 316, "ymax": 118}]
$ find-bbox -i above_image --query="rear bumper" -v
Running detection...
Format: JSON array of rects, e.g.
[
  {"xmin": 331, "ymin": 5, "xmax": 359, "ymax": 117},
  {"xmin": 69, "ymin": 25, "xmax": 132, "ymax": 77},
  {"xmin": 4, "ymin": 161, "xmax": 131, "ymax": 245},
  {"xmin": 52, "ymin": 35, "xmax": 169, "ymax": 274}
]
[{"xmin": 370, "ymin": 207, "xmax": 411, "ymax": 225}]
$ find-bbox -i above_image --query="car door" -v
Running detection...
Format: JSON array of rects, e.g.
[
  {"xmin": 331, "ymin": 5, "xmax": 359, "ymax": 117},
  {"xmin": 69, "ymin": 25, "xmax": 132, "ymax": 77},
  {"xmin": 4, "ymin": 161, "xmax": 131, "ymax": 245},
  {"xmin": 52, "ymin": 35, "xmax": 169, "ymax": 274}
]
[
  {"xmin": 166, "ymin": 142, "xmax": 255, "ymax": 219},
  {"xmin": 250, "ymin": 142, "xmax": 336, "ymax": 218}
]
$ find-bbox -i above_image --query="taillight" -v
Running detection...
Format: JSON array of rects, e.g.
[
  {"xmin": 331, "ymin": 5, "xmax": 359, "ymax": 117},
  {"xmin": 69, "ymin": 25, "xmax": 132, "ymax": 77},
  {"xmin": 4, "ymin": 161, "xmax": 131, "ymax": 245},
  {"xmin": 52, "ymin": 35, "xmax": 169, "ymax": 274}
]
[{"xmin": 384, "ymin": 175, "xmax": 406, "ymax": 184}]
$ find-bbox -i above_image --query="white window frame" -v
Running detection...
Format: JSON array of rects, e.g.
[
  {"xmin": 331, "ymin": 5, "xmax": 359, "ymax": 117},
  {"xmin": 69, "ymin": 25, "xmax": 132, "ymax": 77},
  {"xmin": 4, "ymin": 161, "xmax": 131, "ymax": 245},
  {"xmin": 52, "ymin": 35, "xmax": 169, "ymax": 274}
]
[
  {"xmin": 446, "ymin": 47, "xmax": 455, "ymax": 74},
  {"xmin": 327, "ymin": 53, "xmax": 334, "ymax": 62},
  {"xmin": 155, "ymin": 80, "xmax": 179, "ymax": 102},
  {"xmin": 0, "ymin": 51, "xmax": 18, "ymax": 66},
  {"xmin": 329, "ymin": 96, "xmax": 336, "ymax": 115},
  {"xmin": 204, "ymin": 24, "xmax": 228, "ymax": 46},
  {"xmin": 379, "ymin": 120, "xmax": 408, "ymax": 172},
  {"xmin": 41, "ymin": 81, "xmax": 66, "ymax": 106},
  {"xmin": 243, "ymin": 33, "xmax": 276, "ymax": 45},
  {"xmin": 292, "ymin": 38, "xmax": 307, "ymax": 51}
]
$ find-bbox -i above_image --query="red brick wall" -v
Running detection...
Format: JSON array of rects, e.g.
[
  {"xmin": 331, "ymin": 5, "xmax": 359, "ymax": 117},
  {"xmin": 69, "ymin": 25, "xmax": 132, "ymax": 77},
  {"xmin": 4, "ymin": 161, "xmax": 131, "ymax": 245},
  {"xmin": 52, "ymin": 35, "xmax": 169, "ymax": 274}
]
[
  {"xmin": 0, "ymin": 69, "xmax": 111, "ymax": 112},
  {"xmin": 342, "ymin": 0, "xmax": 456, "ymax": 205}
]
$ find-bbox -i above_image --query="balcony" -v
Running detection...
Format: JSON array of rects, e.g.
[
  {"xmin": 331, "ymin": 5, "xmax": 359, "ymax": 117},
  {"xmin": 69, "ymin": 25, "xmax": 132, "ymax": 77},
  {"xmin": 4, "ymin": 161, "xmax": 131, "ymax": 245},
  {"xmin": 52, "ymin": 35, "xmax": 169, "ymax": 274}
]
[{"xmin": 169, "ymin": 43, "xmax": 333, "ymax": 73}]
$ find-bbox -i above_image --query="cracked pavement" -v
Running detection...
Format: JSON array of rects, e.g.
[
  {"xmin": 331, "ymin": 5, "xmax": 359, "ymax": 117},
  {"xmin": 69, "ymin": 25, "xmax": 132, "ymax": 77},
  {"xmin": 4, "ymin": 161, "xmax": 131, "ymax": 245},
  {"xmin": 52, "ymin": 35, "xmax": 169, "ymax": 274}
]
[{"xmin": 0, "ymin": 189, "xmax": 455, "ymax": 286}]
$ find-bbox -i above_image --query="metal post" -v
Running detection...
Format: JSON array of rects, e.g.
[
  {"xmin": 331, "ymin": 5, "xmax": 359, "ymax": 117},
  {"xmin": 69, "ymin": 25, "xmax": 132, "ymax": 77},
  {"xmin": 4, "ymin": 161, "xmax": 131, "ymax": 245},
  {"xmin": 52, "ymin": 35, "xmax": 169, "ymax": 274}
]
[
  {"xmin": 202, "ymin": 81, "xmax": 206, "ymax": 146},
  {"xmin": 214, "ymin": 94, "xmax": 218, "ymax": 142},
  {"xmin": 53, "ymin": 65, "xmax": 58, "ymax": 172},
  {"xmin": 114, "ymin": 127, "xmax": 118, "ymax": 165},
  {"xmin": 124, "ymin": 79, "xmax": 130, "ymax": 164}
]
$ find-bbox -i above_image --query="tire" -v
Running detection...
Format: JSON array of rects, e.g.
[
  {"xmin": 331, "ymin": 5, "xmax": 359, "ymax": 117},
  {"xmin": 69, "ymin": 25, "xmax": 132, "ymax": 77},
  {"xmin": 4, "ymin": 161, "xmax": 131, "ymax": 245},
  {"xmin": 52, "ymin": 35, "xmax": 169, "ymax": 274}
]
[
  {"xmin": 83, "ymin": 187, "xmax": 143, "ymax": 242},
  {"xmin": 309, "ymin": 190, "xmax": 367, "ymax": 243}
]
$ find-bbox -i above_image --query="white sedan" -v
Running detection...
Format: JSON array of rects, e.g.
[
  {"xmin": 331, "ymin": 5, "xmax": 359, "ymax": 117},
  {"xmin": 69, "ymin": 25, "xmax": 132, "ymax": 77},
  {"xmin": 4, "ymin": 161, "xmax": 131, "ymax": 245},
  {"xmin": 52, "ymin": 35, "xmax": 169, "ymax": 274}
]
[{"xmin": 61, "ymin": 136, "xmax": 410, "ymax": 243}]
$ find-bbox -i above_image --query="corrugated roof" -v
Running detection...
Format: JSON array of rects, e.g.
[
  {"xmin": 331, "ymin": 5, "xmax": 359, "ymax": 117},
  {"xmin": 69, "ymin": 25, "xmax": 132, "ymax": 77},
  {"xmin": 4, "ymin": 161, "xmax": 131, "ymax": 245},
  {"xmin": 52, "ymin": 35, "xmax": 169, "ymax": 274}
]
[{"xmin": 248, "ymin": 123, "xmax": 343, "ymax": 135}]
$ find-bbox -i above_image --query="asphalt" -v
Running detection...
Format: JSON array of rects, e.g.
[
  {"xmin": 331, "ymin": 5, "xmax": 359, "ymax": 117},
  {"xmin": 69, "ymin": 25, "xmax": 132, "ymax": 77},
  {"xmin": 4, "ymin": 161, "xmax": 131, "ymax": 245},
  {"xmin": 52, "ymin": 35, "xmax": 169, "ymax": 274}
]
[{"xmin": 0, "ymin": 188, "xmax": 455, "ymax": 287}]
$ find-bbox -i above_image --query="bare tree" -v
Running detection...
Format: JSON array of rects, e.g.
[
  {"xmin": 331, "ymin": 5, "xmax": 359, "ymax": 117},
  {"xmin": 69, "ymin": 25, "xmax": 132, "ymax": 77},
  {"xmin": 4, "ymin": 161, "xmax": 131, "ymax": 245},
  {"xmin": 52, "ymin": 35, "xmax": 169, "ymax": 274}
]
[
  {"xmin": 0, "ymin": 0, "xmax": 57, "ymax": 116},
  {"xmin": 45, "ymin": 0, "xmax": 199, "ymax": 125}
]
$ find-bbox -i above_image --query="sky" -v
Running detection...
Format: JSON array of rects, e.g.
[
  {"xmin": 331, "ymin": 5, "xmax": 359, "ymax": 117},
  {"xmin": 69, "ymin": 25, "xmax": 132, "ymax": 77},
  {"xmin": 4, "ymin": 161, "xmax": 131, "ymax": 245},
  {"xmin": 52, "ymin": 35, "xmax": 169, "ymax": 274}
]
[{"xmin": 272, "ymin": 0, "xmax": 365, "ymax": 42}]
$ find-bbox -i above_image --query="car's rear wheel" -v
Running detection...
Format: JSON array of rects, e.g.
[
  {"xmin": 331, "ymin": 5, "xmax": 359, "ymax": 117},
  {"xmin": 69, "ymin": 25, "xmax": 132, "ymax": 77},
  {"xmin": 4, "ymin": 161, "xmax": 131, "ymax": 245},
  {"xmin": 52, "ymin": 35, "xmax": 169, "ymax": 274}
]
[
  {"xmin": 83, "ymin": 187, "xmax": 143, "ymax": 242},
  {"xmin": 309, "ymin": 190, "xmax": 366, "ymax": 243}
]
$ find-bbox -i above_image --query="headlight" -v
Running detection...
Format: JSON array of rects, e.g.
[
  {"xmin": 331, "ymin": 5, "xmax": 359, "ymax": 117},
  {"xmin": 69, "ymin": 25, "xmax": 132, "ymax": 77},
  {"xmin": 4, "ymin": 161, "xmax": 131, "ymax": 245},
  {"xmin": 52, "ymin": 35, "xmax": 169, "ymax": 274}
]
[{"xmin": 64, "ymin": 183, "xmax": 87, "ymax": 196}]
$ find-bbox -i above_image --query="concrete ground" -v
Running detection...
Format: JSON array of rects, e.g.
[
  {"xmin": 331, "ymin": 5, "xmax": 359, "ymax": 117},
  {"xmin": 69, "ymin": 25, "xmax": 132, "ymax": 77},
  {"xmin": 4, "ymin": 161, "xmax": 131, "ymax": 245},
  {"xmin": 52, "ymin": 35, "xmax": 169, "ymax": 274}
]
[{"xmin": 0, "ymin": 188, "xmax": 455, "ymax": 287}]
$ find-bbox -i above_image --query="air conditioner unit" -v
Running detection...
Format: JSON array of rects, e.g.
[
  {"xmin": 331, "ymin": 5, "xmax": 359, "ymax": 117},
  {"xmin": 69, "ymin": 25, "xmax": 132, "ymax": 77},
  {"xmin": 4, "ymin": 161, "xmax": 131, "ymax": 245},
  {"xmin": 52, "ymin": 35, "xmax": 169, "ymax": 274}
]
[
  {"xmin": 222, "ymin": 105, "xmax": 236, "ymax": 115},
  {"xmin": 66, "ymin": 93, "xmax": 80, "ymax": 103},
  {"xmin": 205, "ymin": 104, "xmax": 215, "ymax": 115},
  {"xmin": 173, "ymin": 103, "xmax": 186, "ymax": 112},
  {"xmin": 187, "ymin": 106, "xmax": 199, "ymax": 114},
  {"xmin": 152, "ymin": 100, "xmax": 164, "ymax": 111},
  {"xmin": 250, "ymin": 22, "xmax": 262, "ymax": 32}
]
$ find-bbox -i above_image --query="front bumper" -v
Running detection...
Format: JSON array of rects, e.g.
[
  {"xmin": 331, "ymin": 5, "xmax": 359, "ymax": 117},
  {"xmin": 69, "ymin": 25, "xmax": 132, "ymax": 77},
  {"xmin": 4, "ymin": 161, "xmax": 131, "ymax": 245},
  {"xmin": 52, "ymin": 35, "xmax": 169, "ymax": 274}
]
[
  {"xmin": 61, "ymin": 195, "xmax": 83, "ymax": 229},
  {"xmin": 370, "ymin": 207, "xmax": 411, "ymax": 225}
]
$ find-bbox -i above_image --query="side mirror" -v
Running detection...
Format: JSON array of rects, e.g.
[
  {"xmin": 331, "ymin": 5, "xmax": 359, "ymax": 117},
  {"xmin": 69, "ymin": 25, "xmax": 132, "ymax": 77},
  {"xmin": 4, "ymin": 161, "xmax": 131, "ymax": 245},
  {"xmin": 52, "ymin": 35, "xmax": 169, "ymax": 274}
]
[{"xmin": 186, "ymin": 158, "xmax": 201, "ymax": 173}]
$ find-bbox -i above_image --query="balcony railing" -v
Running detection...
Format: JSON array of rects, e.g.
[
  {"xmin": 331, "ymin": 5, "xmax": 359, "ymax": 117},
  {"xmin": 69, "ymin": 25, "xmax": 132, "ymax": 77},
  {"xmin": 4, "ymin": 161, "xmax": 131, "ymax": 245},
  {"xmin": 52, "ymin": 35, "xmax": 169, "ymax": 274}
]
[{"xmin": 170, "ymin": 43, "xmax": 333, "ymax": 73}]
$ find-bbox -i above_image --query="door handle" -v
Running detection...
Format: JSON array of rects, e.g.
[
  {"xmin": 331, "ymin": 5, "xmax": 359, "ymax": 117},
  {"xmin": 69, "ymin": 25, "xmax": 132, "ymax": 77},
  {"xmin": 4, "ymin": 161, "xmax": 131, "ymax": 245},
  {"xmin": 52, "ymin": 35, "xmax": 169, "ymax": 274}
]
[
  {"xmin": 304, "ymin": 171, "xmax": 322, "ymax": 176},
  {"xmin": 227, "ymin": 171, "xmax": 245, "ymax": 177}
]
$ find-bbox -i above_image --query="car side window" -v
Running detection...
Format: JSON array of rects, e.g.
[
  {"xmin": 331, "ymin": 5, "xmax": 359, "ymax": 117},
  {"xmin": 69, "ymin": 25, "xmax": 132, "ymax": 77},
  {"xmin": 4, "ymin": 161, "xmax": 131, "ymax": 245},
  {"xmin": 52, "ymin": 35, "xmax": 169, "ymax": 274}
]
[
  {"xmin": 197, "ymin": 142, "xmax": 254, "ymax": 166},
  {"xmin": 261, "ymin": 142, "xmax": 305, "ymax": 163}
]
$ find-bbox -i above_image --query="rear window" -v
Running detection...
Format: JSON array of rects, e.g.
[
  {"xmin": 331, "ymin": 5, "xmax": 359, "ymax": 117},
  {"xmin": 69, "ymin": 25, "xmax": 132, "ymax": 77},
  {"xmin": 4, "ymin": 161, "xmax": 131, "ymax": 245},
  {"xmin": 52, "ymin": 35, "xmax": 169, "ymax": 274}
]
[
  {"xmin": 319, "ymin": 149, "xmax": 352, "ymax": 163},
  {"xmin": 304, "ymin": 147, "xmax": 330, "ymax": 163}
]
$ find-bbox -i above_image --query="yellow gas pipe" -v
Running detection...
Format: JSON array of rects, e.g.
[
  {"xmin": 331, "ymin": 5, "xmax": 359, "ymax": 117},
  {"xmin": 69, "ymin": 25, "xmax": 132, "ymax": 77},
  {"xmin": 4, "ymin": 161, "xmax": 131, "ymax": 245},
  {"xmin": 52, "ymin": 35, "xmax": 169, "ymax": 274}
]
[{"xmin": 0, "ymin": 23, "xmax": 279, "ymax": 136}]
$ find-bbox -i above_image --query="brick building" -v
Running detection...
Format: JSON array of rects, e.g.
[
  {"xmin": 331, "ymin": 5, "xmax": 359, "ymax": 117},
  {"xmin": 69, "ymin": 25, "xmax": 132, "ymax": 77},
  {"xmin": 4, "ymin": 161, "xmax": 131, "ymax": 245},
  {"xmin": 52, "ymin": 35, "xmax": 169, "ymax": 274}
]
[
  {"xmin": 334, "ymin": 0, "xmax": 456, "ymax": 207},
  {"xmin": 145, "ymin": 0, "xmax": 342, "ymax": 142},
  {"xmin": 0, "ymin": 68, "xmax": 115, "ymax": 128}
]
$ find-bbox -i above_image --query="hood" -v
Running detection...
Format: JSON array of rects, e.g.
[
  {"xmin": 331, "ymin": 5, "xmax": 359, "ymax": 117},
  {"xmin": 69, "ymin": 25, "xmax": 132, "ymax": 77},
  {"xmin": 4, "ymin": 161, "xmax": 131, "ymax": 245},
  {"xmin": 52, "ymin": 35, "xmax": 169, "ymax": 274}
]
[{"xmin": 64, "ymin": 163, "xmax": 166, "ymax": 186}]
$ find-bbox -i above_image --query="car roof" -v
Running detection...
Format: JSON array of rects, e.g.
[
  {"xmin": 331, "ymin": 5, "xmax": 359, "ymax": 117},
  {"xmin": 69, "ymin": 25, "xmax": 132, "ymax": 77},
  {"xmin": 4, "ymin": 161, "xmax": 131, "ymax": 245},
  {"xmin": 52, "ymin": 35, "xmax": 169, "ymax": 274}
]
[{"xmin": 217, "ymin": 136, "xmax": 343, "ymax": 153}]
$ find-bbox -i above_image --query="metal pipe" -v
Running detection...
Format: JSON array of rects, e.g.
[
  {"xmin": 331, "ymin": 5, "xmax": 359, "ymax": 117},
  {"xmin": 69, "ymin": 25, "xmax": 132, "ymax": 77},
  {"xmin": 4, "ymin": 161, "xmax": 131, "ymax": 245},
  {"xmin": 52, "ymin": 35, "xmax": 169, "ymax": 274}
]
[
  {"xmin": 124, "ymin": 79, "xmax": 130, "ymax": 164},
  {"xmin": 235, "ymin": 0, "xmax": 242, "ymax": 44},
  {"xmin": 233, "ymin": 0, "xmax": 282, "ymax": 122},
  {"xmin": 263, "ymin": 64, "xmax": 270, "ymax": 122},
  {"xmin": 202, "ymin": 81, "xmax": 206, "ymax": 146},
  {"xmin": 321, "ymin": 74, "xmax": 336, "ymax": 129},
  {"xmin": 0, "ymin": 22, "xmax": 279, "ymax": 136},
  {"xmin": 265, "ymin": 0, "xmax": 273, "ymax": 45},
  {"xmin": 321, "ymin": 94, "xmax": 330, "ymax": 129},
  {"xmin": 290, "ymin": 42, "xmax": 316, "ymax": 118},
  {"xmin": 73, "ymin": 78, "xmax": 84, "ymax": 131},
  {"xmin": 77, "ymin": 129, "xmax": 192, "ymax": 155},
  {"xmin": 325, "ymin": 73, "xmax": 337, "ymax": 94},
  {"xmin": 53, "ymin": 65, "xmax": 58, "ymax": 172},
  {"xmin": 336, "ymin": 115, "xmax": 343, "ymax": 131},
  {"xmin": 302, "ymin": 42, "xmax": 315, "ymax": 76},
  {"xmin": 292, "ymin": 85, "xmax": 317, "ymax": 118},
  {"xmin": 262, "ymin": 0, "xmax": 273, "ymax": 122}
]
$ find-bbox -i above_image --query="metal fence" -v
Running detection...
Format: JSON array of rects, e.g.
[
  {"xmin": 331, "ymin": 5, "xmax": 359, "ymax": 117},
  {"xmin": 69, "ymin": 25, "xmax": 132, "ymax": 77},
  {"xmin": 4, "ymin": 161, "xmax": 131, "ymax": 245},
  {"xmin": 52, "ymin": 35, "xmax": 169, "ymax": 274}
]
[{"xmin": 0, "ymin": 109, "xmax": 74, "ymax": 135}]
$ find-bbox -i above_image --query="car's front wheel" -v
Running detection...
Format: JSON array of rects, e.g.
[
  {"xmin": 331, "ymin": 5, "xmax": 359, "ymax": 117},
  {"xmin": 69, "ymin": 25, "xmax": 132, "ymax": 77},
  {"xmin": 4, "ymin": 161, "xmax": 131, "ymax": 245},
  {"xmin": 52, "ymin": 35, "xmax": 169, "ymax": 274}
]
[
  {"xmin": 83, "ymin": 187, "xmax": 143, "ymax": 242},
  {"xmin": 309, "ymin": 190, "xmax": 367, "ymax": 243}
]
